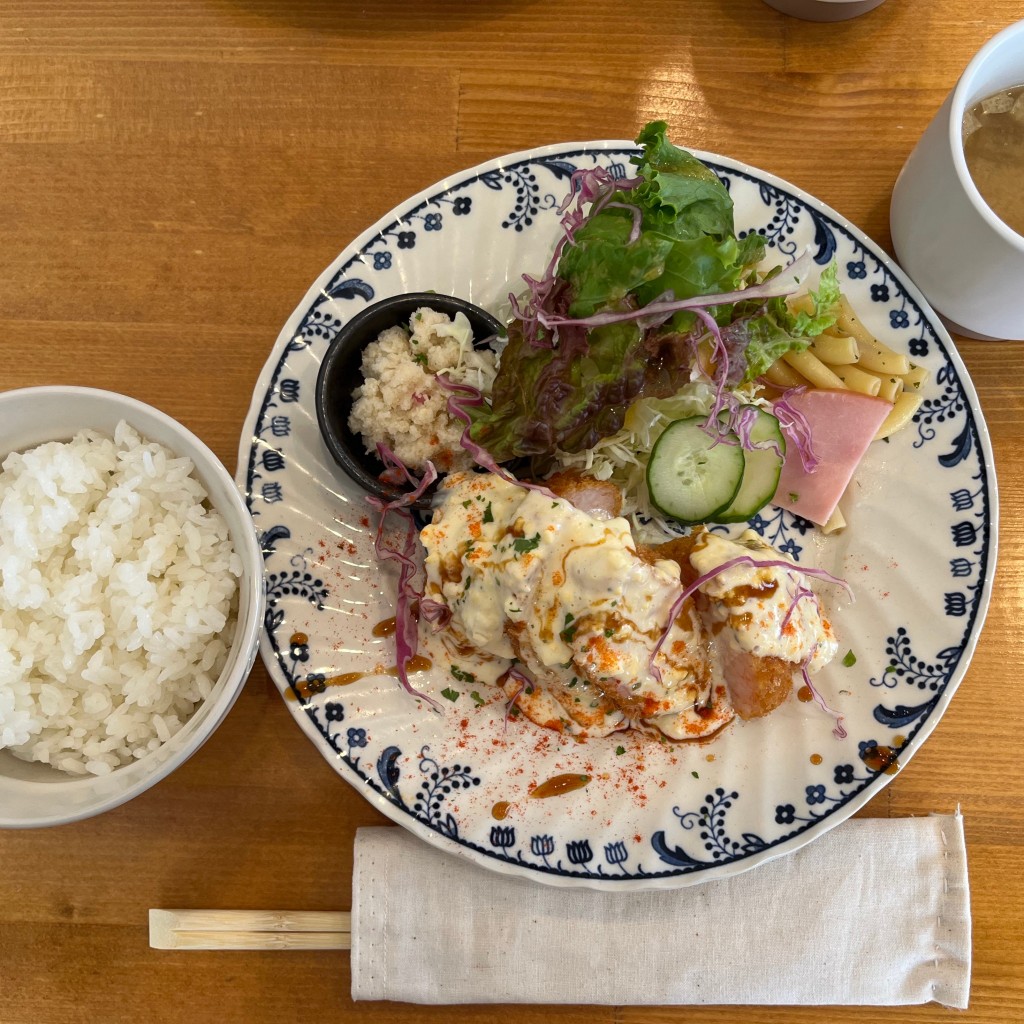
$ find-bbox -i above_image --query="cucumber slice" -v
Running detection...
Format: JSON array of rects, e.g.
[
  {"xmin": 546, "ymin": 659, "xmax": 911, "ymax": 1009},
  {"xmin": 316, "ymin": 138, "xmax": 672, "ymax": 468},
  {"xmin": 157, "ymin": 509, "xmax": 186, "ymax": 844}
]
[
  {"xmin": 646, "ymin": 416, "xmax": 745, "ymax": 524},
  {"xmin": 713, "ymin": 406, "xmax": 786, "ymax": 523}
]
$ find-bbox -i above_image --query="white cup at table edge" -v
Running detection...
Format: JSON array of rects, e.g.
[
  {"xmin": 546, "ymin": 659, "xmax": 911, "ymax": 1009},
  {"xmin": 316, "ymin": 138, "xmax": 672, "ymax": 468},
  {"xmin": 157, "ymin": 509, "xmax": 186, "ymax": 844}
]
[{"xmin": 890, "ymin": 19, "xmax": 1024, "ymax": 341}]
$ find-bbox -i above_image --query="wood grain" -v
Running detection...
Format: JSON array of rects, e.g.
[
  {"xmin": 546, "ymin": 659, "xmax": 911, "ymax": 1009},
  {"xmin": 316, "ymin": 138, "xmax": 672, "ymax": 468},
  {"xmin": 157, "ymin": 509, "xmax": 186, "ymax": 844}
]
[{"xmin": 2, "ymin": 1, "xmax": 1024, "ymax": 1021}]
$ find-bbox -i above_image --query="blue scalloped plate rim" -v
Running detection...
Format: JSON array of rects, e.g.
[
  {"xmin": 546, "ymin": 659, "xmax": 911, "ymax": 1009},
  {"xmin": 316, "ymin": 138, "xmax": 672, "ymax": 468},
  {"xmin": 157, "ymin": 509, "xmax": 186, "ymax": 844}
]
[{"xmin": 237, "ymin": 141, "xmax": 997, "ymax": 890}]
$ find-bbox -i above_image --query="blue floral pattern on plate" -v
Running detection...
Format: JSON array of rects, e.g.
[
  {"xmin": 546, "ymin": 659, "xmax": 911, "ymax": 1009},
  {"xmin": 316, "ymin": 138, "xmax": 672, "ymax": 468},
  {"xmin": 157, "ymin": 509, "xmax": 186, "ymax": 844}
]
[{"xmin": 237, "ymin": 142, "xmax": 996, "ymax": 890}]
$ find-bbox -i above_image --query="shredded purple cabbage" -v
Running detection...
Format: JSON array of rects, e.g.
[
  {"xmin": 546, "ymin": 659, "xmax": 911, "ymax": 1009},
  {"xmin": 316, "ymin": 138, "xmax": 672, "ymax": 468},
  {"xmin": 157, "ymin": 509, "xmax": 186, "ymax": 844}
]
[
  {"xmin": 728, "ymin": 403, "xmax": 784, "ymax": 459},
  {"xmin": 773, "ymin": 387, "xmax": 819, "ymax": 473},
  {"xmin": 366, "ymin": 445, "xmax": 443, "ymax": 712},
  {"xmin": 732, "ymin": 403, "xmax": 759, "ymax": 447},
  {"xmin": 372, "ymin": 442, "xmax": 438, "ymax": 497},
  {"xmin": 517, "ymin": 247, "xmax": 811, "ymax": 454},
  {"xmin": 436, "ymin": 375, "xmax": 559, "ymax": 501},
  {"xmin": 418, "ymin": 597, "xmax": 452, "ymax": 632},
  {"xmin": 534, "ymin": 250, "xmax": 813, "ymax": 334},
  {"xmin": 649, "ymin": 552, "xmax": 850, "ymax": 692},
  {"xmin": 510, "ymin": 166, "xmax": 642, "ymax": 352},
  {"xmin": 559, "ymin": 166, "xmax": 643, "ymax": 219},
  {"xmin": 780, "ymin": 583, "xmax": 817, "ymax": 633},
  {"xmin": 604, "ymin": 201, "xmax": 643, "ymax": 243},
  {"xmin": 502, "ymin": 665, "xmax": 533, "ymax": 733},
  {"xmin": 801, "ymin": 660, "xmax": 847, "ymax": 739}
]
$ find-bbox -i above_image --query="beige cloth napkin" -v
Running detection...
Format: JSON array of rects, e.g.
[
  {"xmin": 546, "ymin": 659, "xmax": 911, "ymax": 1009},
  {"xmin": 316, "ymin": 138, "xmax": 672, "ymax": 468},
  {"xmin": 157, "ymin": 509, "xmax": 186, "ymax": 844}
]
[{"xmin": 350, "ymin": 814, "xmax": 970, "ymax": 1007}]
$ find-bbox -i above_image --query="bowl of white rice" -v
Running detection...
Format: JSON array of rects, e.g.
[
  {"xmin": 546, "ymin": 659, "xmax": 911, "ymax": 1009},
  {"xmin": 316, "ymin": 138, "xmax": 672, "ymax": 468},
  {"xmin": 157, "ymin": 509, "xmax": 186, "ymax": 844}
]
[{"xmin": 0, "ymin": 386, "xmax": 264, "ymax": 827}]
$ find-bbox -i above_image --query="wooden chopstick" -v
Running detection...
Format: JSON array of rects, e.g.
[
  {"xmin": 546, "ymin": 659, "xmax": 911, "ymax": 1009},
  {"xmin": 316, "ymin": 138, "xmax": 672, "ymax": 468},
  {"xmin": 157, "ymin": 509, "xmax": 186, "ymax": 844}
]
[{"xmin": 149, "ymin": 909, "xmax": 351, "ymax": 951}]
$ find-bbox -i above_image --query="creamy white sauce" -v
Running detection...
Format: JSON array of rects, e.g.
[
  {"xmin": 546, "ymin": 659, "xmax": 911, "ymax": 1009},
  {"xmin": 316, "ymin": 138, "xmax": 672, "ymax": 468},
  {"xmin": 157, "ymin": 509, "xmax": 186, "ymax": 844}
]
[
  {"xmin": 421, "ymin": 475, "xmax": 839, "ymax": 740},
  {"xmin": 421, "ymin": 473, "xmax": 707, "ymax": 722},
  {"xmin": 689, "ymin": 529, "xmax": 838, "ymax": 672}
]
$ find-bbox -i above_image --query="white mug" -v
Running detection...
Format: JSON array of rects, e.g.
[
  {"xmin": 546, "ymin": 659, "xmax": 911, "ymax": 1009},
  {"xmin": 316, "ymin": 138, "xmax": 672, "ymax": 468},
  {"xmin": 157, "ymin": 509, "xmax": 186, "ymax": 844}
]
[{"xmin": 890, "ymin": 19, "xmax": 1024, "ymax": 340}]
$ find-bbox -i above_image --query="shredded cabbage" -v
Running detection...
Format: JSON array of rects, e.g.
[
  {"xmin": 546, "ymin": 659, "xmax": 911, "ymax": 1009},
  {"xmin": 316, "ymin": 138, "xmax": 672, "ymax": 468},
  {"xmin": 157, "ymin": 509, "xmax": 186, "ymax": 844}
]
[{"xmin": 549, "ymin": 379, "xmax": 765, "ymax": 541}]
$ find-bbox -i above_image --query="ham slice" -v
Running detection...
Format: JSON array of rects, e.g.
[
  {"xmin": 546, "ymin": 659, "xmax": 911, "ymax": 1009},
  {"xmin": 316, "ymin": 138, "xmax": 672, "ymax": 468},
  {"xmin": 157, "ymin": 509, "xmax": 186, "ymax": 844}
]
[{"xmin": 771, "ymin": 388, "xmax": 892, "ymax": 525}]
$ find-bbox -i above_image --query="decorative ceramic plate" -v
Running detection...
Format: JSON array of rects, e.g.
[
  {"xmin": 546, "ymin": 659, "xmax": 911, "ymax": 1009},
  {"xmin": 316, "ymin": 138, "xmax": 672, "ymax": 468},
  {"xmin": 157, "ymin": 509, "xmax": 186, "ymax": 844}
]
[{"xmin": 238, "ymin": 142, "xmax": 996, "ymax": 889}]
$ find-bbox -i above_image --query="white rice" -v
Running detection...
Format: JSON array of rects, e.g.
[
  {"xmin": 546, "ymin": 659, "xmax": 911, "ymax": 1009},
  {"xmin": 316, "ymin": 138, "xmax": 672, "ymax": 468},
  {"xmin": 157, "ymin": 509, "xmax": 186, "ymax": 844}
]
[{"xmin": 0, "ymin": 421, "xmax": 242, "ymax": 776}]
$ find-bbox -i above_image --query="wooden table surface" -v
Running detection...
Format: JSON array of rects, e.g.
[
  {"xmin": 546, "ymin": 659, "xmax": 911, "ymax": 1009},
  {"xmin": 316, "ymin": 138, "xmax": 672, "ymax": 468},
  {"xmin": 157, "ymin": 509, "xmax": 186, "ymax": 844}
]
[{"xmin": 3, "ymin": 1, "xmax": 1023, "ymax": 1020}]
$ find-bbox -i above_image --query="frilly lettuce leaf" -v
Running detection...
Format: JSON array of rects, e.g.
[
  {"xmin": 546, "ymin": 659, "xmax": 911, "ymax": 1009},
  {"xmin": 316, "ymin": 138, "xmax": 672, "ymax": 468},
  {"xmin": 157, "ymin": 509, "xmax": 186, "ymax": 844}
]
[
  {"xmin": 792, "ymin": 260, "xmax": 841, "ymax": 335},
  {"xmin": 631, "ymin": 120, "xmax": 736, "ymax": 237},
  {"xmin": 471, "ymin": 315, "xmax": 647, "ymax": 461},
  {"xmin": 469, "ymin": 121, "xmax": 811, "ymax": 462},
  {"xmin": 558, "ymin": 211, "xmax": 672, "ymax": 319},
  {"xmin": 736, "ymin": 262, "xmax": 841, "ymax": 383}
]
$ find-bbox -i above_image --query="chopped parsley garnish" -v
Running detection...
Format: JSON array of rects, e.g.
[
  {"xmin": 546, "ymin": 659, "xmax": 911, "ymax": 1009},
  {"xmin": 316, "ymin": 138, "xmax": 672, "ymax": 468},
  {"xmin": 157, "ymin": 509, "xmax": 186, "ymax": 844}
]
[
  {"xmin": 842, "ymin": 650, "xmax": 857, "ymax": 667},
  {"xmin": 482, "ymin": 501, "xmax": 494, "ymax": 524},
  {"xmin": 451, "ymin": 666, "xmax": 477, "ymax": 683},
  {"xmin": 603, "ymin": 628, "xmax": 614, "ymax": 638},
  {"xmin": 440, "ymin": 687, "xmax": 460, "ymax": 702},
  {"xmin": 462, "ymin": 499, "xmax": 472, "ymax": 508},
  {"xmin": 691, "ymin": 771, "xmax": 699, "ymax": 778},
  {"xmin": 413, "ymin": 353, "xmax": 427, "ymax": 366},
  {"xmin": 789, "ymin": 492, "xmax": 799, "ymax": 503},
  {"xmin": 560, "ymin": 612, "xmax": 578, "ymax": 643},
  {"xmin": 615, "ymin": 746, "xmax": 625, "ymax": 756},
  {"xmin": 470, "ymin": 690, "xmax": 486, "ymax": 706},
  {"xmin": 513, "ymin": 533, "xmax": 541, "ymax": 554}
]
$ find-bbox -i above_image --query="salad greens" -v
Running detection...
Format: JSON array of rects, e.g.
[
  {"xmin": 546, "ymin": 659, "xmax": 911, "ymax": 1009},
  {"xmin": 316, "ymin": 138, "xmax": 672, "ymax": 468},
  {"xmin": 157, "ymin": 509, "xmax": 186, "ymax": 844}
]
[{"xmin": 469, "ymin": 121, "xmax": 839, "ymax": 463}]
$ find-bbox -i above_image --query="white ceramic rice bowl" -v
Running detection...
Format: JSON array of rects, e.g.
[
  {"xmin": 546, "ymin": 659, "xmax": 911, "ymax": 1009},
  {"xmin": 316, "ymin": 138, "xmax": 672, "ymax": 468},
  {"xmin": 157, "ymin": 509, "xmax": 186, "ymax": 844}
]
[{"xmin": 0, "ymin": 387, "xmax": 264, "ymax": 827}]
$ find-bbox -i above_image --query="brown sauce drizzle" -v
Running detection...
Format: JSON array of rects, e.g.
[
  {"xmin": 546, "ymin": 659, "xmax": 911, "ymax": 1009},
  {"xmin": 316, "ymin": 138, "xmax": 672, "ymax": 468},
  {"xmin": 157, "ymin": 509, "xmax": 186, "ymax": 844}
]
[
  {"xmin": 286, "ymin": 656, "xmax": 432, "ymax": 701},
  {"xmin": 286, "ymin": 672, "xmax": 364, "ymax": 701},
  {"xmin": 723, "ymin": 579, "xmax": 778, "ymax": 608},
  {"xmin": 529, "ymin": 773, "xmax": 591, "ymax": 799},
  {"xmin": 796, "ymin": 685, "xmax": 813, "ymax": 703},
  {"xmin": 556, "ymin": 539, "xmax": 614, "ymax": 587},
  {"xmin": 860, "ymin": 744, "xmax": 901, "ymax": 775},
  {"xmin": 372, "ymin": 617, "xmax": 396, "ymax": 637},
  {"xmin": 443, "ymin": 636, "xmax": 497, "ymax": 661},
  {"xmin": 491, "ymin": 801, "xmax": 511, "ymax": 820},
  {"xmin": 810, "ymin": 753, "xmax": 823, "ymax": 765},
  {"xmin": 387, "ymin": 655, "xmax": 432, "ymax": 676}
]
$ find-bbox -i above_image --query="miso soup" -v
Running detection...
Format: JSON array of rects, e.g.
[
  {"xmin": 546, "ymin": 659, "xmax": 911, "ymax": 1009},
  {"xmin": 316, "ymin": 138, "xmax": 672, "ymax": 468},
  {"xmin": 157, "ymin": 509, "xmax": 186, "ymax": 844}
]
[{"xmin": 963, "ymin": 84, "xmax": 1024, "ymax": 236}]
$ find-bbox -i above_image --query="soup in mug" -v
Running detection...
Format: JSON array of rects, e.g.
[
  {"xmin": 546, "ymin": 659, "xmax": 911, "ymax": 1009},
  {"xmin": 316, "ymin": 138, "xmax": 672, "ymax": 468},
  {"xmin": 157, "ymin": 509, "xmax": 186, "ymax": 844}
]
[{"xmin": 963, "ymin": 84, "xmax": 1024, "ymax": 236}]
